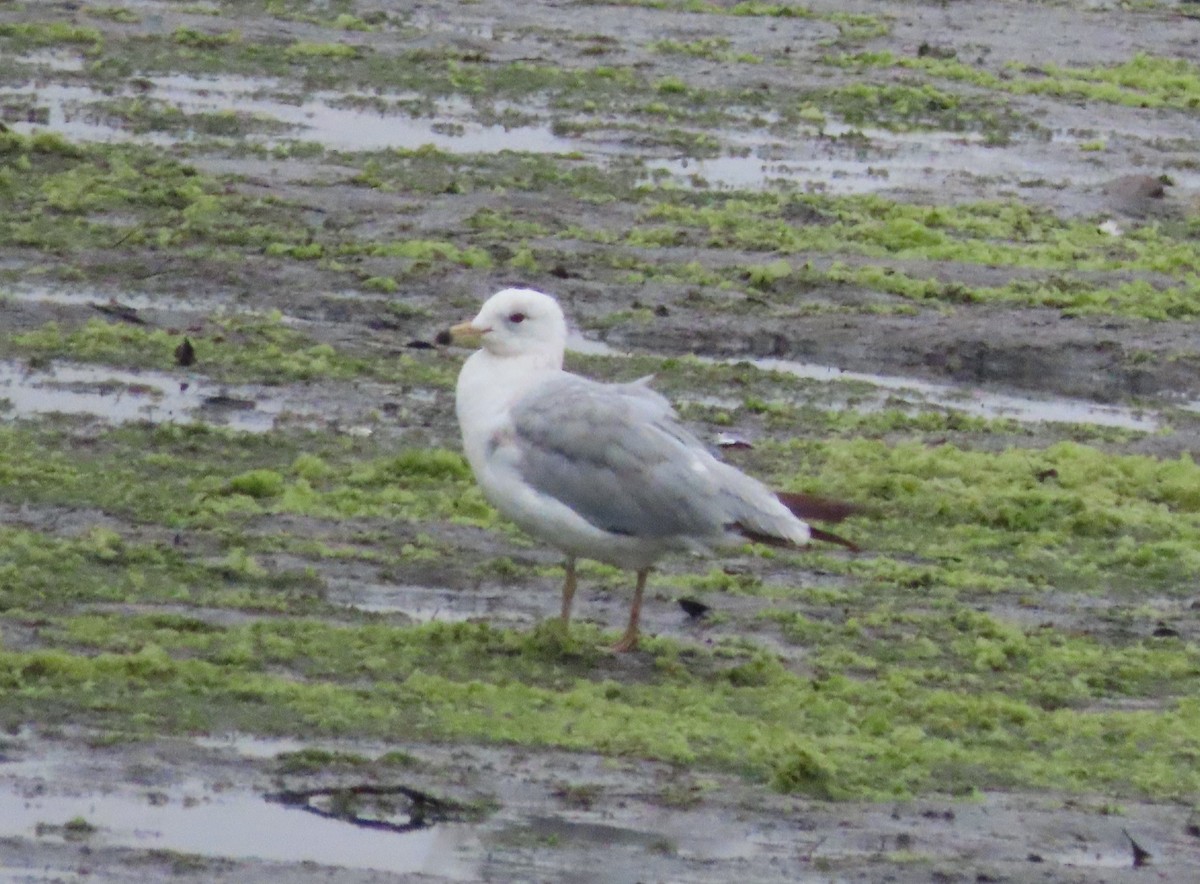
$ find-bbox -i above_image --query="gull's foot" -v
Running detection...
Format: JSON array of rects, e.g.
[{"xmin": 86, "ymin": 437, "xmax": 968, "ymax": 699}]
[{"xmin": 607, "ymin": 631, "xmax": 639, "ymax": 654}]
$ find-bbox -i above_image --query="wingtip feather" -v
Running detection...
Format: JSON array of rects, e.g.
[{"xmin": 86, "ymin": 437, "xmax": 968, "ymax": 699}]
[
  {"xmin": 775, "ymin": 490, "xmax": 863, "ymax": 524},
  {"xmin": 731, "ymin": 523, "xmax": 861, "ymax": 554},
  {"xmin": 807, "ymin": 525, "xmax": 861, "ymax": 553}
]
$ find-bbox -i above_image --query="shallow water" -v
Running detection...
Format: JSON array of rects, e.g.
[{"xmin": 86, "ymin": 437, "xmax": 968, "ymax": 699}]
[
  {"xmin": 3, "ymin": 76, "xmax": 579, "ymax": 155},
  {"xmin": 0, "ymin": 360, "xmax": 297, "ymax": 432},
  {"xmin": 0, "ymin": 778, "xmax": 477, "ymax": 877},
  {"xmin": 749, "ymin": 355, "xmax": 1160, "ymax": 431},
  {"xmin": 2, "ymin": 73, "xmax": 1097, "ymax": 197},
  {"xmin": 568, "ymin": 334, "xmax": 1160, "ymax": 431},
  {"xmin": 2, "ymin": 285, "xmax": 223, "ymax": 314},
  {"xmin": 2, "ymin": 83, "xmax": 183, "ymax": 147},
  {"xmin": 328, "ymin": 582, "xmax": 507, "ymax": 621}
]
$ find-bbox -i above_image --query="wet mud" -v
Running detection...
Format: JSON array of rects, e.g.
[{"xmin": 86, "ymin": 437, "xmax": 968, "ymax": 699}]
[
  {"xmin": 2, "ymin": 0, "xmax": 1200, "ymax": 882},
  {"xmin": 4, "ymin": 730, "xmax": 1198, "ymax": 883}
]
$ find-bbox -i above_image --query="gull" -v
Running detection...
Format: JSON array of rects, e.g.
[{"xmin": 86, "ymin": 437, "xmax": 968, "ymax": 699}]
[{"xmin": 447, "ymin": 288, "xmax": 858, "ymax": 652}]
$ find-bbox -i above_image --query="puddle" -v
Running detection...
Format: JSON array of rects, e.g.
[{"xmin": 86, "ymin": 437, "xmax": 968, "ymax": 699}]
[
  {"xmin": 644, "ymin": 114, "xmax": 1188, "ymax": 196},
  {"xmin": 2, "ymin": 285, "xmax": 224, "ymax": 314},
  {"xmin": 3, "ymin": 76, "xmax": 579, "ymax": 154},
  {"xmin": 2, "ymin": 72, "xmax": 1119, "ymax": 198},
  {"xmin": 749, "ymin": 355, "xmax": 1160, "ymax": 431},
  {"xmin": 651, "ymin": 151, "xmax": 915, "ymax": 194},
  {"xmin": 268, "ymin": 782, "xmax": 474, "ymax": 833},
  {"xmin": 569, "ymin": 333, "xmax": 1158, "ymax": 431},
  {"xmin": 329, "ymin": 582, "xmax": 520, "ymax": 623},
  {"xmin": 0, "ymin": 360, "xmax": 308, "ymax": 432},
  {"xmin": 4, "ymin": 731, "xmax": 1196, "ymax": 880},
  {"xmin": 0, "ymin": 780, "xmax": 476, "ymax": 877},
  {"xmin": 4, "ymin": 72, "xmax": 950, "ymax": 192},
  {"xmin": 644, "ymin": 125, "xmax": 982, "ymax": 193},
  {"xmin": 2, "ymin": 83, "xmax": 182, "ymax": 147},
  {"xmin": 649, "ymin": 140, "xmax": 1066, "ymax": 195},
  {"xmin": 10, "ymin": 48, "xmax": 86, "ymax": 72},
  {"xmin": 272, "ymin": 95, "xmax": 574, "ymax": 154},
  {"xmin": 194, "ymin": 734, "xmax": 314, "ymax": 759}
]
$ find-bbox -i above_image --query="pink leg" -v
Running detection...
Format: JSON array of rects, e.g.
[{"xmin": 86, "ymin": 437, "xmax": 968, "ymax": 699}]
[
  {"xmin": 609, "ymin": 569, "xmax": 647, "ymax": 653},
  {"xmin": 560, "ymin": 556, "xmax": 577, "ymax": 627}
]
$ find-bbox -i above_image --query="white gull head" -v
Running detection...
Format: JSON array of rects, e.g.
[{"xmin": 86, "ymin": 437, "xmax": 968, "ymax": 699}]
[{"xmin": 465, "ymin": 287, "xmax": 568, "ymax": 361}]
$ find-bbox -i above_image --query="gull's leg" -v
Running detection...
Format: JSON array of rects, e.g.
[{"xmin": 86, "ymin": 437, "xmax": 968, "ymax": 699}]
[
  {"xmin": 560, "ymin": 556, "xmax": 577, "ymax": 628},
  {"xmin": 609, "ymin": 569, "xmax": 647, "ymax": 653}
]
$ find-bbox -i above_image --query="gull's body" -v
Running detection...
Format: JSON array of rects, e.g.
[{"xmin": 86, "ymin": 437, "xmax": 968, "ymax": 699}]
[{"xmin": 451, "ymin": 288, "xmax": 855, "ymax": 651}]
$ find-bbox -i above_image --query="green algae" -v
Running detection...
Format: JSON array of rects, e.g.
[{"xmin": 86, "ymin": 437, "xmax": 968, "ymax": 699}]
[
  {"xmin": 53, "ymin": 28, "xmax": 737, "ymax": 129},
  {"xmin": 344, "ymin": 147, "xmax": 640, "ymax": 199},
  {"xmin": 0, "ymin": 130, "xmax": 606, "ymax": 292},
  {"xmin": 470, "ymin": 181, "xmax": 1200, "ymax": 319},
  {"xmin": 765, "ymin": 438, "xmax": 1200, "ymax": 600},
  {"xmin": 3, "ymin": 614, "xmax": 1198, "ymax": 800},
  {"xmin": 0, "ymin": 480, "xmax": 1195, "ymax": 799},
  {"xmin": 83, "ymin": 96, "xmax": 296, "ymax": 139},
  {"xmin": 2, "ymin": 2, "xmax": 1199, "ymax": 812},
  {"xmin": 0, "ymin": 524, "xmax": 324, "ymax": 614},
  {"xmin": 85, "ymin": 7, "xmax": 142, "ymax": 25},
  {"xmin": 2, "ymin": 395, "xmax": 1199, "ymax": 801},
  {"xmin": 0, "ymin": 21, "xmax": 104, "ymax": 49},
  {"xmin": 822, "ymin": 264, "xmax": 1200, "ymax": 320},
  {"xmin": 634, "ymin": 192, "xmax": 1199, "ymax": 275},
  {"xmin": 0, "ymin": 132, "xmax": 501, "ymax": 296},
  {"xmin": 7, "ymin": 316, "xmax": 373, "ymax": 384},
  {"xmin": 0, "ymin": 131, "xmax": 315, "ymax": 260},
  {"xmin": 794, "ymin": 82, "xmax": 1027, "ymax": 139},
  {"xmin": 649, "ymin": 37, "xmax": 761, "ymax": 65},
  {"xmin": 606, "ymin": 191, "xmax": 1200, "ymax": 318},
  {"xmin": 0, "ymin": 421, "xmax": 487, "ymax": 535},
  {"xmin": 583, "ymin": 0, "xmax": 888, "ymax": 44},
  {"xmin": 13, "ymin": 119, "xmax": 1190, "ymax": 325},
  {"xmin": 272, "ymin": 746, "xmax": 420, "ymax": 775},
  {"xmin": 827, "ymin": 50, "xmax": 1200, "ymax": 112}
]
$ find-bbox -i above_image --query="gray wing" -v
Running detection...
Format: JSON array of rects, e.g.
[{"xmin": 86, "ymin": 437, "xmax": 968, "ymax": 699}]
[{"xmin": 508, "ymin": 375, "xmax": 733, "ymax": 540}]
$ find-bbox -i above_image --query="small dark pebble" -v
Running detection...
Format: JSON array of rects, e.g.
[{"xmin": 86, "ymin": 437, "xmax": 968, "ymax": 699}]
[
  {"xmin": 366, "ymin": 318, "xmax": 402, "ymax": 331},
  {"xmin": 1152, "ymin": 622, "xmax": 1181, "ymax": 638},
  {"xmin": 917, "ymin": 42, "xmax": 957, "ymax": 60},
  {"xmin": 1026, "ymin": 853, "xmax": 1044, "ymax": 863},
  {"xmin": 174, "ymin": 337, "xmax": 196, "ymax": 367},
  {"xmin": 434, "ymin": 329, "xmax": 453, "ymax": 346},
  {"xmin": 406, "ymin": 340, "xmax": 435, "ymax": 350},
  {"xmin": 202, "ymin": 395, "xmax": 255, "ymax": 411},
  {"xmin": 920, "ymin": 809, "xmax": 955, "ymax": 820},
  {"xmin": 654, "ymin": 304, "xmax": 670, "ymax": 317},
  {"xmin": 678, "ymin": 598, "xmax": 710, "ymax": 620},
  {"xmin": 92, "ymin": 299, "xmax": 146, "ymax": 325}
]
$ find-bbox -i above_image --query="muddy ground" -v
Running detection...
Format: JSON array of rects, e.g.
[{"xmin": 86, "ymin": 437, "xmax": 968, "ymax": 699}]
[{"xmin": 2, "ymin": 0, "xmax": 1200, "ymax": 881}]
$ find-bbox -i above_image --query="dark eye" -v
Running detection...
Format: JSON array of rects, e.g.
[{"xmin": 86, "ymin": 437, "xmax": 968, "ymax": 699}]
[{"xmin": 508, "ymin": 312, "xmax": 526, "ymax": 324}]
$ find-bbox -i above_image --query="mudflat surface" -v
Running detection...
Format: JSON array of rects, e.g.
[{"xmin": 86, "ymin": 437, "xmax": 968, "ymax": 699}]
[{"xmin": 1, "ymin": 0, "xmax": 1200, "ymax": 881}]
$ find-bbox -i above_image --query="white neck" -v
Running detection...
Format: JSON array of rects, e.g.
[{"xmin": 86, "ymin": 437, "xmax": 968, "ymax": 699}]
[{"xmin": 456, "ymin": 347, "xmax": 563, "ymax": 469}]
